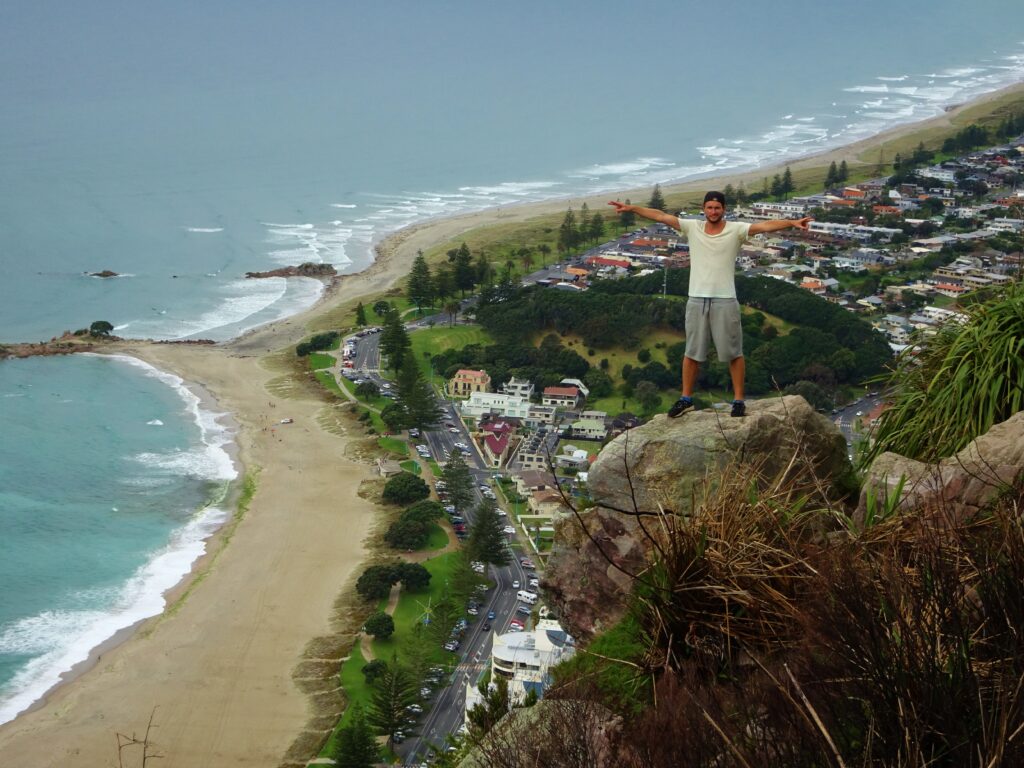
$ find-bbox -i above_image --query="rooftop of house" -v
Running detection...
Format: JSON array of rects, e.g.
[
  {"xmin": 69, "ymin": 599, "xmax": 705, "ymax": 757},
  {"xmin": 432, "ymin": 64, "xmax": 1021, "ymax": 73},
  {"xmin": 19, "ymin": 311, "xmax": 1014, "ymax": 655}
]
[{"xmin": 543, "ymin": 386, "xmax": 580, "ymax": 397}]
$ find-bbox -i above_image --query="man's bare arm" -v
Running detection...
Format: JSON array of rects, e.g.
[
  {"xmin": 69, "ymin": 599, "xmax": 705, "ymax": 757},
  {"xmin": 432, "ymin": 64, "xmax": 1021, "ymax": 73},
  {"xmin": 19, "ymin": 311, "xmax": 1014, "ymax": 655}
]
[
  {"xmin": 748, "ymin": 217, "xmax": 813, "ymax": 235},
  {"xmin": 607, "ymin": 201, "xmax": 679, "ymax": 229}
]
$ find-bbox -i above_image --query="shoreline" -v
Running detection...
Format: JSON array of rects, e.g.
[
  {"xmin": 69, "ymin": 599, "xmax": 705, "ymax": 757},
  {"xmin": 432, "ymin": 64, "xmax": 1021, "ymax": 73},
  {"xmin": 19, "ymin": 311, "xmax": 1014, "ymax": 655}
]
[{"xmin": 0, "ymin": 77, "xmax": 1022, "ymax": 767}]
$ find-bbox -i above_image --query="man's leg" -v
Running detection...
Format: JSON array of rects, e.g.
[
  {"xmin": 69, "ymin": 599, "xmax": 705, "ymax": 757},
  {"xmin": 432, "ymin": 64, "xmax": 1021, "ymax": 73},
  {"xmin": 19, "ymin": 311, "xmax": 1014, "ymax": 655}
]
[
  {"xmin": 682, "ymin": 356, "xmax": 700, "ymax": 398},
  {"xmin": 728, "ymin": 356, "xmax": 745, "ymax": 401}
]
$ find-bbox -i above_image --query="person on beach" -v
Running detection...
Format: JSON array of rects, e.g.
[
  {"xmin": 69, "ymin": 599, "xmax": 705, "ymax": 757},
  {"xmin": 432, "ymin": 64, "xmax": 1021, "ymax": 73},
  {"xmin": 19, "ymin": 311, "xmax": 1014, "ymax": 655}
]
[{"xmin": 608, "ymin": 192, "xmax": 811, "ymax": 418}]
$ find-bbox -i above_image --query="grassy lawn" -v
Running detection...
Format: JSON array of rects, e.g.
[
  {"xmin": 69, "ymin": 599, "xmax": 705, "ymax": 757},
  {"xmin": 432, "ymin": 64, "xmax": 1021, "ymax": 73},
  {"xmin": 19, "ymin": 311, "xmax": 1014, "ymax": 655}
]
[
  {"xmin": 555, "ymin": 438, "xmax": 601, "ymax": 459},
  {"xmin": 320, "ymin": 642, "xmax": 373, "ymax": 756},
  {"xmin": 589, "ymin": 392, "xmax": 670, "ymax": 418},
  {"xmin": 338, "ymin": 375, "xmax": 393, "ymax": 411},
  {"xmin": 314, "ymin": 370, "xmax": 345, "ymax": 398},
  {"xmin": 371, "ymin": 550, "xmax": 464, "ymax": 663},
  {"xmin": 422, "ymin": 523, "xmax": 449, "ymax": 552},
  {"xmin": 400, "ymin": 459, "xmax": 421, "ymax": 474},
  {"xmin": 494, "ymin": 481, "xmax": 527, "ymax": 520},
  {"xmin": 409, "ymin": 324, "xmax": 493, "ymax": 380},
  {"xmin": 377, "ymin": 436, "xmax": 408, "ymax": 457},
  {"xmin": 307, "ymin": 352, "xmax": 336, "ymax": 370}
]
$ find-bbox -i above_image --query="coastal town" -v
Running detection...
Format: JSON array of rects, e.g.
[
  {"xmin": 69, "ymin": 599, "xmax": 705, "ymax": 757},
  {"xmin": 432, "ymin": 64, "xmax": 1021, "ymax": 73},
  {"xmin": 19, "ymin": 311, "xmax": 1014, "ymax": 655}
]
[{"xmin": 309, "ymin": 126, "xmax": 1024, "ymax": 765}]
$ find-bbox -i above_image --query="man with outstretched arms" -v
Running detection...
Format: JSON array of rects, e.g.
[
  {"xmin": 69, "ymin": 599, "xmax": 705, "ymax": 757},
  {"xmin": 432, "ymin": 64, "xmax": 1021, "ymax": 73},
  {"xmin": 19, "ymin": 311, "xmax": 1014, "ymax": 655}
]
[{"xmin": 608, "ymin": 192, "xmax": 811, "ymax": 417}]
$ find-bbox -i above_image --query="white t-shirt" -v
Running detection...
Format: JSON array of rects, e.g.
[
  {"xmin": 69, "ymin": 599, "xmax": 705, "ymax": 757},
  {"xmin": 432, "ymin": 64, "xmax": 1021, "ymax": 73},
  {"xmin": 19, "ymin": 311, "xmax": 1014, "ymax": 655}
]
[{"xmin": 673, "ymin": 218, "xmax": 752, "ymax": 298}]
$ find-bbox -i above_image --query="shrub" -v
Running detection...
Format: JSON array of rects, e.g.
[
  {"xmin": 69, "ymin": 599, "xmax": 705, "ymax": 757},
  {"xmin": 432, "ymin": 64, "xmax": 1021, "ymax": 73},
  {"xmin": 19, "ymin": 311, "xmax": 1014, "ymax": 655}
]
[
  {"xmin": 401, "ymin": 500, "xmax": 445, "ymax": 524},
  {"xmin": 363, "ymin": 611, "xmax": 395, "ymax": 640},
  {"xmin": 355, "ymin": 564, "xmax": 398, "ymax": 601},
  {"xmin": 865, "ymin": 282, "xmax": 1024, "ymax": 464},
  {"xmin": 362, "ymin": 658, "xmax": 388, "ymax": 684},
  {"xmin": 384, "ymin": 518, "xmax": 429, "ymax": 549},
  {"xmin": 382, "ymin": 472, "xmax": 430, "ymax": 505}
]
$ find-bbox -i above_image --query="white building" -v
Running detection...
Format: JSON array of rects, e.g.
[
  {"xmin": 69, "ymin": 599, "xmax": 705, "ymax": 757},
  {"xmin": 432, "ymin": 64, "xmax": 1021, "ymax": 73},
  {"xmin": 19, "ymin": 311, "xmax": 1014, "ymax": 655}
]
[
  {"xmin": 460, "ymin": 392, "xmax": 532, "ymax": 419},
  {"xmin": 808, "ymin": 221, "xmax": 903, "ymax": 243},
  {"xmin": 491, "ymin": 619, "xmax": 575, "ymax": 687},
  {"xmin": 502, "ymin": 376, "xmax": 535, "ymax": 400}
]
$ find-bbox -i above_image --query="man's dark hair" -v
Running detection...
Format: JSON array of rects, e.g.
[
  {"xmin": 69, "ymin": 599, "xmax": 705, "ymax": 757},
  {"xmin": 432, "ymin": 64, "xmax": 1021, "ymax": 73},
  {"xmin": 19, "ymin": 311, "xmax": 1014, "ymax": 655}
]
[{"xmin": 703, "ymin": 190, "xmax": 726, "ymax": 206}]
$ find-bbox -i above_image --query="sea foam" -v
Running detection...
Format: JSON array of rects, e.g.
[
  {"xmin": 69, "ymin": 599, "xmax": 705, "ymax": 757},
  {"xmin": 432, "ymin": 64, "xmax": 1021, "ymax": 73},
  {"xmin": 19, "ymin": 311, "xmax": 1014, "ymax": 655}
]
[{"xmin": 0, "ymin": 354, "xmax": 237, "ymax": 726}]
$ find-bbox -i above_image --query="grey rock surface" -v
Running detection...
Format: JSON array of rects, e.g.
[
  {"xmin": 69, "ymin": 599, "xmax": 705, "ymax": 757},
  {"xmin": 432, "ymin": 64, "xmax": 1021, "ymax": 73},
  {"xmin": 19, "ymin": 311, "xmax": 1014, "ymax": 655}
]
[
  {"xmin": 858, "ymin": 410, "xmax": 1024, "ymax": 521},
  {"xmin": 544, "ymin": 396, "xmax": 848, "ymax": 642}
]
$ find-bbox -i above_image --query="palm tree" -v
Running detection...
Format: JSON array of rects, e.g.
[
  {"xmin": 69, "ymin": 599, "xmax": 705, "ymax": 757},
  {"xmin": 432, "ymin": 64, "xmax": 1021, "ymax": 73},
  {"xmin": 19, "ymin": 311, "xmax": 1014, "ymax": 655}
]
[
  {"xmin": 444, "ymin": 300, "xmax": 460, "ymax": 327},
  {"xmin": 537, "ymin": 243, "xmax": 552, "ymax": 267},
  {"xmin": 518, "ymin": 247, "xmax": 534, "ymax": 275}
]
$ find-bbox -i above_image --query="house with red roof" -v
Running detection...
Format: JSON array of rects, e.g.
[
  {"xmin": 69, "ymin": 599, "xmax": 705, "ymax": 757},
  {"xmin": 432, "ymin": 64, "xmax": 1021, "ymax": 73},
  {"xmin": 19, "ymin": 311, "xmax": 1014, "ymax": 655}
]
[
  {"xmin": 584, "ymin": 255, "xmax": 632, "ymax": 270},
  {"xmin": 542, "ymin": 385, "xmax": 583, "ymax": 409},
  {"xmin": 481, "ymin": 432, "xmax": 510, "ymax": 468}
]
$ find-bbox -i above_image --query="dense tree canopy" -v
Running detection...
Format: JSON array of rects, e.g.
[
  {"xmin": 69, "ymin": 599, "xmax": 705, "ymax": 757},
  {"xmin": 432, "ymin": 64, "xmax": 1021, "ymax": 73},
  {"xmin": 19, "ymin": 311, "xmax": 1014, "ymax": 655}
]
[
  {"xmin": 364, "ymin": 611, "xmax": 395, "ymax": 639},
  {"xmin": 382, "ymin": 472, "xmax": 430, "ymax": 505}
]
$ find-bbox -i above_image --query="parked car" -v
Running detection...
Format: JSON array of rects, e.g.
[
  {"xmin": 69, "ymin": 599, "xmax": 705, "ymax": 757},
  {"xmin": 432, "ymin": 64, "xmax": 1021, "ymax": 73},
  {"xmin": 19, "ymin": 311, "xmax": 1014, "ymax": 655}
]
[{"xmin": 516, "ymin": 605, "xmax": 532, "ymax": 615}]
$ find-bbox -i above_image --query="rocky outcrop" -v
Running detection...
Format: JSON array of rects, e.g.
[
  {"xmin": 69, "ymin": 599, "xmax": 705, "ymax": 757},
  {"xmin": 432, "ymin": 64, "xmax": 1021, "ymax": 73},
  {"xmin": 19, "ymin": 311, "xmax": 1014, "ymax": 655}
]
[
  {"xmin": 245, "ymin": 262, "xmax": 336, "ymax": 279},
  {"xmin": 89, "ymin": 270, "xmax": 119, "ymax": 278},
  {"xmin": 544, "ymin": 396, "xmax": 848, "ymax": 642},
  {"xmin": 857, "ymin": 410, "xmax": 1024, "ymax": 521}
]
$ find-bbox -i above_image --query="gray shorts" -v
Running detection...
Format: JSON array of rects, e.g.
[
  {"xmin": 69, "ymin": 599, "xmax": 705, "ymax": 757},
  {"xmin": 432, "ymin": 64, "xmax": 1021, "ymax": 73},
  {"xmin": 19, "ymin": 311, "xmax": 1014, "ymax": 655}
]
[{"xmin": 684, "ymin": 297, "xmax": 743, "ymax": 363}]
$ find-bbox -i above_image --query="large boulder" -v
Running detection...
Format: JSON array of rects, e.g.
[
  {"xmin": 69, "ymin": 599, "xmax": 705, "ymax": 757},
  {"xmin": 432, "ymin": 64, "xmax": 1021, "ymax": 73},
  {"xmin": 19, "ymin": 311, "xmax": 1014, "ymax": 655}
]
[
  {"xmin": 858, "ymin": 410, "xmax": 1024, "ymax": 521},
  {"xmin": 544, "ymin": 396, "xmax": 848, "ymax": 642}
]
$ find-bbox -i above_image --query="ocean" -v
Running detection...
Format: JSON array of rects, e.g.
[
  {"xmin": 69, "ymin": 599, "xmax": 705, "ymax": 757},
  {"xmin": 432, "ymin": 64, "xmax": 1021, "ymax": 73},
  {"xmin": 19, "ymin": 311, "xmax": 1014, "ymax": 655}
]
[{"xmin": 1, "ymin": 0, "xmax": 1022, "ymax": 724}]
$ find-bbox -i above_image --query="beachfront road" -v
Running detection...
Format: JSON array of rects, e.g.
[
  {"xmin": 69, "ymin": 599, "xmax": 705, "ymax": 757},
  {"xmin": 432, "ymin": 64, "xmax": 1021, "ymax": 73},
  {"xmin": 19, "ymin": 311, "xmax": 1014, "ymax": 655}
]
[{"xmin": 398, "ymin": 483, "xmax": 530, "ymax": 764}]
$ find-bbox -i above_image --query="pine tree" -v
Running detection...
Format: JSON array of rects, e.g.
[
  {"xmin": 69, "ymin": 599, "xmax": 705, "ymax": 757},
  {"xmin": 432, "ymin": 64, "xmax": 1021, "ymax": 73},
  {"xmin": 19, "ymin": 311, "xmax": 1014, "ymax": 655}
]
[
  {"xmin": 838, "ymin": 160, "xmax": 849, "ymax": 184},
  {"xmin": 475, "ymin": 251, "xmax": 494, "ymax": 287},
  {"xmin": 433, "ymin": 266, "xmax": 454, "ymax": 303},
  {"xmin": 782, "ymin": 166, "xmax": 794, "ymax": 198},
  {"xmin": 454, "ymin": 242, "xmax": 476, "ymax": 296},
  {"xmin": 618, "ymin": 199, "xmax": 636, "ymax": 230},
  {"xmin": 367, "ymin": 664, "xmax": 419, "ymax": 745},
  {"xmin": 770, "ymin": 174, "xmax": 784, "ymax": 199},
  {"xmin": 406, "ymin": 251, "xmax": 433, "ymax": 314},
  {"xmin": 379, "ymin": 308, "xmax": 411, "ymax": 372},
  {"xmin": 468, "ymin": 497, "xmax": 512, "ymax": 566},
  {"xmin": 578, "ymin": 202, "xmax": 590, "ymax": 244},
  {"xmin": 467, "ymin": 676, "xmax": 510, "ymax": 738},
  {"xmin": 333, "ymin": 704, "xmax": 380, "ymax": 767},
  {"xmin": 825, "ymin": 161, "xmax": 838, "ymax": 187},
  {"xmin": 355, "ymin": 302, "xmax": 367, "ymax": 327},
  {"xmin": 588, "ymin": 212, "xmax": 605, "ymax": 244},
  {"xmin": 395, "ymin": 356, "xmax": 444, "ymax": 430},
  {"xmin": 723, "ymin": 184, "xmax": 736, "ymax": 206},
  {"xmin": 425, "ymin": 592, "xmax": 462, "ymax": 646},
  {"xmin": 557, "ymin": 208, "xmax": 579, "ymax": 255},
  {"xmin": 648, "ymin": 183, "xmax": 666, "ymax": 211},
  {"xmin": 441, "ymin": 450, "xmax": 474, "ymax": 512}
]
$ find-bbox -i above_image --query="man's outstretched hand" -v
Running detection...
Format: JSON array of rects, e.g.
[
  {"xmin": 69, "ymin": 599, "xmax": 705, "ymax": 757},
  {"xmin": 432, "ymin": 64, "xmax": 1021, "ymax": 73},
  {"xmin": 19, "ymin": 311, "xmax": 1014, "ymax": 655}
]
[
  {"xmin": 607, "ymin": 201, "xmax": 632, "ymax": 213},
  {"xmin": 794, "ymin": 216, "xmax": 813, "ymax": 230}
]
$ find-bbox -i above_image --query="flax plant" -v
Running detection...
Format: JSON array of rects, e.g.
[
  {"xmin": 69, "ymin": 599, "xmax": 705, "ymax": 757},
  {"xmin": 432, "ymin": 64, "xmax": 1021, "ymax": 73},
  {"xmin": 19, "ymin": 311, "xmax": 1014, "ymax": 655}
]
[{"xmin": 865, "ymin": 281, "xmax": 1024, "ymax": 465}]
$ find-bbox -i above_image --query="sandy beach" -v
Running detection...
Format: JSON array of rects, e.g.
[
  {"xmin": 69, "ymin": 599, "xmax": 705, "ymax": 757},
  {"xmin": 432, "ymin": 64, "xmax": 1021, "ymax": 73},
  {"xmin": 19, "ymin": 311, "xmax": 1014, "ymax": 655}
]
[{"xmin": 0, "ymin": 79, "xmax": 1021, "ymax": 768}]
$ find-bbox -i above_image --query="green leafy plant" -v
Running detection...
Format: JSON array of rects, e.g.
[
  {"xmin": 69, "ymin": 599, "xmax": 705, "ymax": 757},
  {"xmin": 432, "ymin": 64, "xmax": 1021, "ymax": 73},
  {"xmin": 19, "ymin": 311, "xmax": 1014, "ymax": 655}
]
[{"xmin": 865, "ymin": 282, "xmax": 1024, "ymax": 464}]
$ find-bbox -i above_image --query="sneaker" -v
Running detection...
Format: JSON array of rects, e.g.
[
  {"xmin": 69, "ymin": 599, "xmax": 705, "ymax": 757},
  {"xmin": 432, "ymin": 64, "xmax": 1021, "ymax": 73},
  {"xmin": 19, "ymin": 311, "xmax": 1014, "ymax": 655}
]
[
  {"xmin": 730, "ymin": 400, "xmax": 746, "ymax": 418},
  {"xmin": 668, "ymin": 397, "xmax": 694, "ymax": 418}
]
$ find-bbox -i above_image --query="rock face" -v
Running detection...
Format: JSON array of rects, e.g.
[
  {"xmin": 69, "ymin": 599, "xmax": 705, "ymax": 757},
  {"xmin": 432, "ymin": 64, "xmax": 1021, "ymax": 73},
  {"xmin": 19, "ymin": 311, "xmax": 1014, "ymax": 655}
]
[
  {"xmin": 245, "ymin": 262, "xmax": 336, "ymax": 279},
  {"xmin": 858, "ymin": 410, "xmax": 1024, "ymax": 521},
  {"xmin": 89, "ymin": 270, "xmax": 119, "ymax": 278},
  {"xmin": 544, "ymin": 396, "xmax": 848, "ymax": 642}
]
